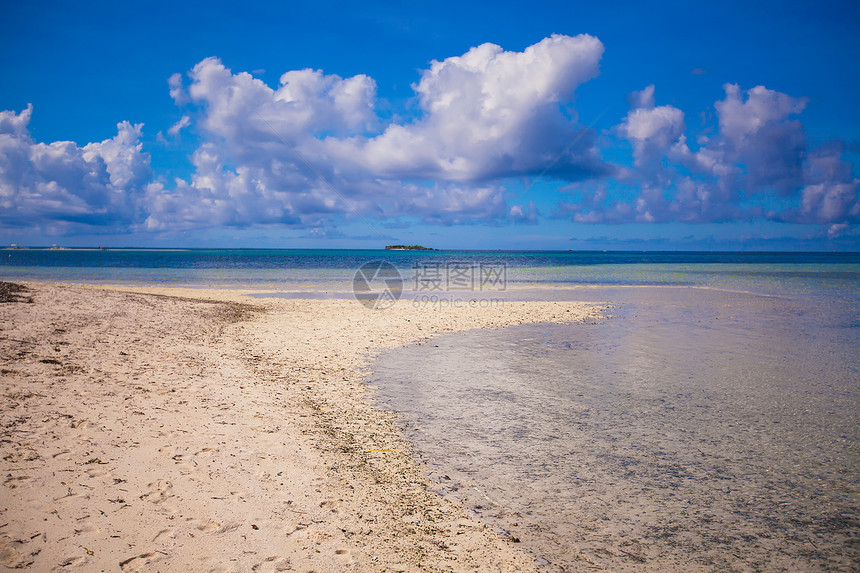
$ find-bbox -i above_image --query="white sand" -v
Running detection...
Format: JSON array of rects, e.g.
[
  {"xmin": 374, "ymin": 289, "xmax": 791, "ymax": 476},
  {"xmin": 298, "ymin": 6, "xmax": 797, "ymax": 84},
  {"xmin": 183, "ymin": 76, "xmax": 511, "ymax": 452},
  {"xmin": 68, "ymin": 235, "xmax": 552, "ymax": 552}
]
[{"xmin": 0, "ymin": 283, "xmax": 604, "ymax": 571}]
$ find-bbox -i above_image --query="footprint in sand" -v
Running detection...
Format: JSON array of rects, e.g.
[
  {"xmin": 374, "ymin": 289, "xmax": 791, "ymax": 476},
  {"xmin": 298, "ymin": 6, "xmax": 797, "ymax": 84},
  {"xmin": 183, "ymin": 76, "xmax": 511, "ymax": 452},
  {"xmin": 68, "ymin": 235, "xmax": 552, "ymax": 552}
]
[
  {"xmin": 139, "ymin": 480, "xmax": 173, "ymax": 503},
  {"xmin": 333, "ymin": 548, "xmax": 356, "ymax": 567},
  {"xmin": 51, "ymin": 449, "xmax": 72, "ymax": 460},
  {"xmin": 152, "ymin": 528, "xmax": 175, "ymax": 543},
  {"xmin": 73, "ymin": 521, "xmax": 100, "ymax": 535},
  {"xmin": 0, "ymin": 539, "xmax": 25, "ymax": 569},
  {"xmin": 251, "ymin": 556, "xmax": 292, "ymax": 572},
  {"xmin": 187, "ymin": 518, "xmax": 241, "ymax": 535},
  {"xmin": 319, "ymin": 499, "xmax": 341, "ymax": 514},
  {"xmin": 3, "ymin": 475, "xmax": 33, "ymax": 489},
  {"xmin": 85, "ymin": 467, "xmax": 111, "ymax": 478},
  {"xmin": 139, "ymin": 481, "xmax": 177, "ymax": 514},
  {"xmin": 118, "ymin": 552, "xmax": 160, "ymax": 572},
  {"xmin": 57, "ymin": 554, "xmax": 86, "ymax": 568},
  {"xmin": 169, "ymin": 453, "xmax": 196, "ymax": 471}
]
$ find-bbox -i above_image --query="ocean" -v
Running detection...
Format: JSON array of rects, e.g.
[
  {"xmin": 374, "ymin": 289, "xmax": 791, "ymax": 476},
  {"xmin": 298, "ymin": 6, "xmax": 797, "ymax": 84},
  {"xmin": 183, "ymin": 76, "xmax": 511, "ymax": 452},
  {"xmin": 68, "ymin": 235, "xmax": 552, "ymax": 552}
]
[
  {"xmin": 2, "ymin": 248, "xmax": 858, "ymax": 293},
  {"xmin": 2, "ymin": 249, "xmax": 858, "ymax": 570}
]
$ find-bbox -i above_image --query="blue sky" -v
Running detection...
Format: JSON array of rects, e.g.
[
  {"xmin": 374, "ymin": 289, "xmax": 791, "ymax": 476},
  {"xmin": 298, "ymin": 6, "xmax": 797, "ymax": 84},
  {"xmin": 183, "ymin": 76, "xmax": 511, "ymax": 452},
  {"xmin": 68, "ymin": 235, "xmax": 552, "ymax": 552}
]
[{"xmin": 1, "ymin": 0, "xmax": 858, "ymax": 250}]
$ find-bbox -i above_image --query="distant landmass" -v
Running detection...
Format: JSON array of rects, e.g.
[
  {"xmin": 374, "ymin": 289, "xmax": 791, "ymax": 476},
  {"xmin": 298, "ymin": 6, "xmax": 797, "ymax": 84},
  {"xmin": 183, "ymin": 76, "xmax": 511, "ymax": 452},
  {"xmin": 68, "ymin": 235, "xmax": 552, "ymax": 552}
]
[{"xmin": 384, "ymin": 245, "xmax": 436, "ymax": 251}]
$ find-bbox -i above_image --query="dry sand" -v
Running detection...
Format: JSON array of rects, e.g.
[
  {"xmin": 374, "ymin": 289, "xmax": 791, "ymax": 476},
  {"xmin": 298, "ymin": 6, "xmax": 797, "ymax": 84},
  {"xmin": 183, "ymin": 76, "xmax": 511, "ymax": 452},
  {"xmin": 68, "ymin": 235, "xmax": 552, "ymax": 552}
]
[{"xmin": 0, "ymin": 283, "xmax": 603, "ymax": 572}]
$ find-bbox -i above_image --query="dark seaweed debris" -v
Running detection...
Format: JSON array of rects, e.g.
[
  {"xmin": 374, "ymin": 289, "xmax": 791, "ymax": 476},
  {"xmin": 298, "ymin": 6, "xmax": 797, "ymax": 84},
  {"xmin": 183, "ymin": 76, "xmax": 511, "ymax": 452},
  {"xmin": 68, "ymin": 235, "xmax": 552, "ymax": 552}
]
[{"xmin": 0, "ymin": 282, "xmax": 32, "ymax": 303}]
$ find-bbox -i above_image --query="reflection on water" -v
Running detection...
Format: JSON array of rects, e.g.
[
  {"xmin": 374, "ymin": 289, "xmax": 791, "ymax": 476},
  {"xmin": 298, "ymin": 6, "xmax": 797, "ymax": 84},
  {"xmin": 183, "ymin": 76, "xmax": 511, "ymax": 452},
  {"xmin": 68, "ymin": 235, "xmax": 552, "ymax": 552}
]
[{"xmin": 371, "ymin": 287, "xmax": 860, "ymax": 571}]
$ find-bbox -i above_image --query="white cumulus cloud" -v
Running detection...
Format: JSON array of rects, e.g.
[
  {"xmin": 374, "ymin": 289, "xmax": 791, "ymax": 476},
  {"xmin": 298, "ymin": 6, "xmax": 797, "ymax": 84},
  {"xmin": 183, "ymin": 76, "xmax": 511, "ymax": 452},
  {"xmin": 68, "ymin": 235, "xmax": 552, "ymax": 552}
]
[
  {"xmin": 2, "ymin": 36, "xmax": 856, "ymax": 239},
  {"xmin": 0, "ymin": 105, "xmax": 151, "ymax": 231},
  {"xmin": 618, "ymin": 85, "xmax": 686, "ymax": 167},
  {"xmin": 145, "ymin": 35, "xmax": 609, "ymax": 230},
  {"xmin": 563, "ymin": 83, "xmax": 859, "ymax": 226},
  {"xmin": 325, "ymin": 34, "xmax": 608, "ymax": 182}
]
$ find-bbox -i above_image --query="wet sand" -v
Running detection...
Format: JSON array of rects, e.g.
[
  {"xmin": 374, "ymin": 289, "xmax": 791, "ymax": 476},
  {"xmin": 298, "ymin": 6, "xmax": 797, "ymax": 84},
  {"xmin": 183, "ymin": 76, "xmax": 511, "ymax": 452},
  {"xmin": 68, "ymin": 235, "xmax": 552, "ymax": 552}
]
[{"xmin": 0, "ymin": 282, "xmax": 603, "ymax": 572}]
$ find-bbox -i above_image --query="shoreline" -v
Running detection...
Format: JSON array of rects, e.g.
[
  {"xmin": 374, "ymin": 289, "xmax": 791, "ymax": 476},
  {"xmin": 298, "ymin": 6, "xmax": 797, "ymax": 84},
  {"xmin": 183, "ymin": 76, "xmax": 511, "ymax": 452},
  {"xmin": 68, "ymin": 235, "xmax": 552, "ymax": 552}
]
[{"xmin": 0, "ymin": 282, "xmax": 605, "ymax": 571}]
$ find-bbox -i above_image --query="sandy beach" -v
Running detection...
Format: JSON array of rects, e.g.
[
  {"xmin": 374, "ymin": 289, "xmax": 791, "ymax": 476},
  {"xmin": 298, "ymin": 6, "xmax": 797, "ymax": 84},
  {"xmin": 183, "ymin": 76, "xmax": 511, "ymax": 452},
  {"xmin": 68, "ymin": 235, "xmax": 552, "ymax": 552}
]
[{"xmin": 0, "ymin": 282, "xmax": 603, "ymax": 572}]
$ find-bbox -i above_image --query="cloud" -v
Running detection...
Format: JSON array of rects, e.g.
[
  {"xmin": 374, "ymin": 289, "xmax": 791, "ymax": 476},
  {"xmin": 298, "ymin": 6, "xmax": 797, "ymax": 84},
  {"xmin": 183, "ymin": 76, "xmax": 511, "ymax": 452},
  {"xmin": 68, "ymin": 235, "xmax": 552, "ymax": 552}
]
[
  {"xmin": 145, "ymin": 35, "xmax": 608, "ymax": 230},
  {"xmin": 794, "ymin": 143, "xmax": 860, "ymax": 224},
  {"xmin": 715, "ymin": 84, "xmax": 807, "ymax": 144},
  {"xmin": 627, "ymin": 84, "xmax": 656, "ymax": 109},
  {"xmin": 167, "ymin": 115, "xmax": 191, "ymax": 137},
  {"xmin": 2, "ymin": 36, "xmax": 856, "ymax": 240},
  {"xmin": 168, "ymin": 72, "xmax": 188, "ymax": 106},
  {"xmin": 388, "ymin": 183, "xmax": 509, "ymax": 225},
  {"xmin": 508, "ymin": 200, "xmax": 539, "ymax": 224},
  {"xmin": 298, "ymin": 227, "xmax": 347, "ymax": 240},
  {"xmin": 0, "ymin": 105, "xmax": 151, "ymax": 231},
  {"xmin": 322, "ymin": 34, "xmax": 609, "ymax": 182},
  {"xmin": 561, "ymin": 84, "xmax": 859, "ymax": 226},
  {"xmin": 712, "ymin": 84, "xmax": 808, "ymax": 195},
  {"xmin": 618, "ymin": 84, "xmax": 686, "ymax": 167},
  {"xmin": 185, "ymin": 57, "xmax": 377, "ymax": 148}
]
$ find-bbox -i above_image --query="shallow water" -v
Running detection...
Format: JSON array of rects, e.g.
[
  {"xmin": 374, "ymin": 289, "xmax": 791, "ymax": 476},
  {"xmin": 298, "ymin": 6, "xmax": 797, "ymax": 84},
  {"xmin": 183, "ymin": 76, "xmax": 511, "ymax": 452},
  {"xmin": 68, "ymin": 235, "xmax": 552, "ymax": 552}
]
[{"xmin": 371, "ymin": 286, "xmax": 860, "ymax": 571}]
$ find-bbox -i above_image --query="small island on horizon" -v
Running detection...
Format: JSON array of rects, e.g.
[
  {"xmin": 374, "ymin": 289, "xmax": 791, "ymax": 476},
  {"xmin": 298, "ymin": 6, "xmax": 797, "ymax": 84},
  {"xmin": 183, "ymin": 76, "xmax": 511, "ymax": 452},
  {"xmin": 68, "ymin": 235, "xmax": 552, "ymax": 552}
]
[{"xmin": 384, "ymin": 245, "xmax": 436, "ymax": 251}]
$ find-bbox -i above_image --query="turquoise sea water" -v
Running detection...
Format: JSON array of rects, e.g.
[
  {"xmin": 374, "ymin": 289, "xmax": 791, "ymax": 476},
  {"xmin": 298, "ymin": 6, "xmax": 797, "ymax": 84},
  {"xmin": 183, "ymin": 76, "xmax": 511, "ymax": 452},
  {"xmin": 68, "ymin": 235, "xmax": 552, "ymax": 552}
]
[
  {"xmin": 3, "ymin": 249, "xmax": 858, "ymax": 570},
  {"xmin": 2, "ymin": 249, "xmax": 859, "ymax": 296}
]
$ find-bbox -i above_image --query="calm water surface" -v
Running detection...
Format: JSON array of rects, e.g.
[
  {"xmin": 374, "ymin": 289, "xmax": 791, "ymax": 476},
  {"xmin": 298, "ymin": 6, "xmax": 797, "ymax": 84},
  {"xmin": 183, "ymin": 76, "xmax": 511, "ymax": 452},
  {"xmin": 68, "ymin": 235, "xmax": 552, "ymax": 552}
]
[
  {"xmin": 2, "ymin": 249, "xmax": 858, "ymax": 291},
  {"xmin": 372, "ymin": 280, "xmax": 859, "ymax": 571}
]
